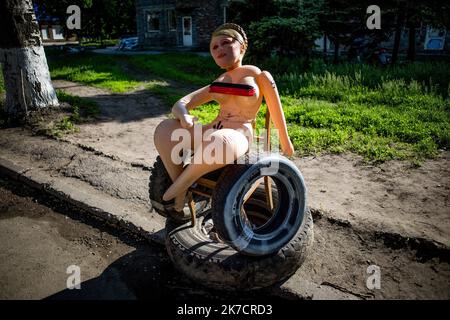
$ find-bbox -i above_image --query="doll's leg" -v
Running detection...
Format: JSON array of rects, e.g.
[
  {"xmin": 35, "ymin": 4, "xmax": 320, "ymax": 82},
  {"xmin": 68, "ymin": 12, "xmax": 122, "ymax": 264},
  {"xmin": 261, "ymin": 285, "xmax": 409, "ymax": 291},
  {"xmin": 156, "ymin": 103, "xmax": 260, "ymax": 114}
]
[
  {"xmin": 162, "ymin": 129, "xmax": 249, "ymax": 202},
  {"xmin": 154, "ymin": 119, "xmax": 206, "ymax": 210},
  {"xmin": 154, "ymin": 119, "xmax": 185, "ymax": 182}
]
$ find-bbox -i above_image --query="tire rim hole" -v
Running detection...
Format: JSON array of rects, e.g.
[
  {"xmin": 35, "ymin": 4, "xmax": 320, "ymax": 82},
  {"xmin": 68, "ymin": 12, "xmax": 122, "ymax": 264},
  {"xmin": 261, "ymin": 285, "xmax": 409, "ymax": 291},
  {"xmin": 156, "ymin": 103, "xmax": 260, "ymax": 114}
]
[{"xmin": 239, "ymin": 175, "xmax": 285, "ymax": 233}]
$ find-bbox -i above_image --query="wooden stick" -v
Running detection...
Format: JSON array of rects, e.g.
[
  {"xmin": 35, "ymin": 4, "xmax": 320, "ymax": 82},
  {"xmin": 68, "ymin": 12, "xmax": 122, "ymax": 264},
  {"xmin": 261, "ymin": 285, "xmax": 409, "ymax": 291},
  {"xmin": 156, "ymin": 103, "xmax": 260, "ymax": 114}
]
[
  {"xmin": 264, "ymin": 176, "xmax": 274, "ymax": 210},
  {"xmin": 243, "ymin": 178, "xmax": 264, "ymax": 203},
  {"xmin": 187, "ymin": 192, "xmax": 196, "ymax": 227}
]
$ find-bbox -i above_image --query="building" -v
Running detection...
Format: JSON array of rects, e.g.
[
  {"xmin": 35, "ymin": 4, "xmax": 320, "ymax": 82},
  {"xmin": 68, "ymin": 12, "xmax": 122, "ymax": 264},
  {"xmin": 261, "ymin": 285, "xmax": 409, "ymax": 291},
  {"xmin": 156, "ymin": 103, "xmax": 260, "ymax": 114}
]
[
  {"xmin": 136, "ymin": 0, "xmax": 229, "ymax": 49},
  {"xmin": 33, "ymin": 3, "xmax": 78, "ymax": 45}
]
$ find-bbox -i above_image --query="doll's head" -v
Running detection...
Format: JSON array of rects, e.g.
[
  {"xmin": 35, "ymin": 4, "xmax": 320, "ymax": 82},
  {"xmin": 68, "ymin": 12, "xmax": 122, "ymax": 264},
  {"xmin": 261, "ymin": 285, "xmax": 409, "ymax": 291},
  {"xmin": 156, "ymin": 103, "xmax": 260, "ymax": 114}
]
[{"xmin": 210, "ymin": 23, "xmax": 248, "ymax": 70}]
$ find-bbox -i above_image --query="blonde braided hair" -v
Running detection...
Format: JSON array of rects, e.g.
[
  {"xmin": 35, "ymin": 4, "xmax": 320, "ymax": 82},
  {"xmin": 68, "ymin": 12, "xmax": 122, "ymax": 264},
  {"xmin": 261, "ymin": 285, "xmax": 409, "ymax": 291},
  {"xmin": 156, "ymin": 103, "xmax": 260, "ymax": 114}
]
[{"xmin": 212, "ymin": 23, "xmax": 248, "ymax": 52}]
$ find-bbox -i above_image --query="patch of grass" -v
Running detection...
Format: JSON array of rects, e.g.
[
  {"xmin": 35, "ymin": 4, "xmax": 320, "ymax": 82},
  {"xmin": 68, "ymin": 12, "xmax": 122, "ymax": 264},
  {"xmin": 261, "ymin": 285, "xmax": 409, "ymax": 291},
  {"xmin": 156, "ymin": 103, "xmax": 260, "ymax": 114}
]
[
  {"xmin": 129, "ymin": 53, "xmax": 220, "ymax": 86},
  {"xmin": 189, "ymin": 103, "xmax": 220, "ymax": 124},
  {"xmin": 50, "ymin": 115, "xmax": 79, "ymax": 137},
  {"xmin": 49, "ymin": 53, "xmax": 141, "ymax": 93},
  {"xmin": 41, "ymin": 90, "xmax": 100, "ymax": 137},
  {"xmin": 56, "ymin": 90, "xmax": 100, "ymax": 121},
  {"xmin": 80, "ymin": 39, "xmax": 119, "ymax": 47},
  {"xmin": 279, "ymin": 95, "xmax": 449, "ymax": 162},
  {"xmin": 277, "ymin": 61, "xmax": 450, "ymax": 99}
]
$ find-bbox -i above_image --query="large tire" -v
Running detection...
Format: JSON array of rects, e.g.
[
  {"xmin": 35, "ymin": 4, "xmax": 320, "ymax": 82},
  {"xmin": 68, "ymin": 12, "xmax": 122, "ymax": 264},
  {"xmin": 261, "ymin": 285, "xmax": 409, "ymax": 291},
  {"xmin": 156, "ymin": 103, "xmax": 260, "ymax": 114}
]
[
  {"xmin": 211, "ymin": 153, "xmax": 307, "ymax": 256},
  {"xmin": 148, "ymin": 156, "xmax": 173, "ymax": 216},
  {"xmin": 165, "ymin": 188, "xmax": 314, "ymax": 291},
  {"xmin": 148, "ymin": 156, "xmax": 213, "ymax": 217}
]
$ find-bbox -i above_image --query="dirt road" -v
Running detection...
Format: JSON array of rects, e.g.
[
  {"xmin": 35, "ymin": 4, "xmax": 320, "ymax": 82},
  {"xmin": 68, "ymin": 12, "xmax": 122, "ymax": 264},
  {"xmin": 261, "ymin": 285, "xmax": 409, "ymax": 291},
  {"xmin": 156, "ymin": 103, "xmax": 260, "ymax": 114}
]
[{"xmin": 0, "ymin": 178, "xmax": 281, "ymax": 300}]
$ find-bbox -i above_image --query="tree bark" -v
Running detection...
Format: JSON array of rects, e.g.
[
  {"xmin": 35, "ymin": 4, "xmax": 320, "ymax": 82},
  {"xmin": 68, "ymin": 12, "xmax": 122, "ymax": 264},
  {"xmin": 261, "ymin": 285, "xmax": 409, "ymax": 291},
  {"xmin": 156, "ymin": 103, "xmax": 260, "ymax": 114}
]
[
  {"xmin": 0, "ymin": 0, "xmax": 58, "ymax": 121},
  {"xmin": 407, "ymin": 22, "xmax": 416, "ymax": 61},
  {"xmin": 333, "ymin": 39, "xmax": 340, "ymax": 64},
  {"xmin": 392, "ymin": 3, "xmax": 406, "ymax": 64}
]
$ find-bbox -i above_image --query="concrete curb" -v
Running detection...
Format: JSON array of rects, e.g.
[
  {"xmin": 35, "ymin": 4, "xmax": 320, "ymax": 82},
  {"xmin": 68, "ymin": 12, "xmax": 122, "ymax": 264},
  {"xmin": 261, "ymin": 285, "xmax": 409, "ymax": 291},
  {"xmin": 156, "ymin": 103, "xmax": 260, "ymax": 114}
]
[{"xmin": 0, "ymin": 156, "xmax": 359, "ymax": 300}]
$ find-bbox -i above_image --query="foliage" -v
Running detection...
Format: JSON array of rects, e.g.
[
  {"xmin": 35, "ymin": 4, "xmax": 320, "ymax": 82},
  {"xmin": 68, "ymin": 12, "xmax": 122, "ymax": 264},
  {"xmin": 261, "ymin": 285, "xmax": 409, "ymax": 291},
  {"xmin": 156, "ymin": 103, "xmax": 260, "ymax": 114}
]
[
  {"xmin": 130, "ymin": 53, "xmax": 220, "ymax": 86},
  {"xmin": 228, "ymin": 0, "xmax": 323, "ymax": 58},
  {"xmin": 34, "ymin": 0, "xmax": 136, "ymax": 40}
]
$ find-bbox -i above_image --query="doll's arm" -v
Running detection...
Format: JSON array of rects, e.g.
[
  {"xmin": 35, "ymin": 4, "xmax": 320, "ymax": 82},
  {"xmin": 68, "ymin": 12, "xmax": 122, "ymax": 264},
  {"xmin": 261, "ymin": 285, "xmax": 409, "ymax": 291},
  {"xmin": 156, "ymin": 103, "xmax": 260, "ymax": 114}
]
[
  {"xmin": 172, "ymin": 85, "xmax": 213, "ymax": 128},
  {"xmin": 257, "ymin": 71, "xmax": 294, "ymax": 156}
]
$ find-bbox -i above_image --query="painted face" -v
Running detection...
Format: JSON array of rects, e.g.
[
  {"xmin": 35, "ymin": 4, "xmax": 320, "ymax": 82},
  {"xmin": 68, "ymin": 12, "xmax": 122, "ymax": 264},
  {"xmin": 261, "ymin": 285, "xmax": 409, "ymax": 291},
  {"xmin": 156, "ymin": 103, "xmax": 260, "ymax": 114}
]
[{"xmin": 210, "ymin": 35, "xmax": 244, "ymax": 70}]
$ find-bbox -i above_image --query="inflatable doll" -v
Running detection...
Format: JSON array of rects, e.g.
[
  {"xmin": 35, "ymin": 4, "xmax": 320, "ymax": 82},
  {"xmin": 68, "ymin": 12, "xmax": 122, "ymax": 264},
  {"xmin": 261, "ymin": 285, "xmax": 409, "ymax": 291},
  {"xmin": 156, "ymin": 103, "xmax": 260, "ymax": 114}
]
[{"xmin": 153, "ymin": 23, "xmax": 294, "ymax": 219}]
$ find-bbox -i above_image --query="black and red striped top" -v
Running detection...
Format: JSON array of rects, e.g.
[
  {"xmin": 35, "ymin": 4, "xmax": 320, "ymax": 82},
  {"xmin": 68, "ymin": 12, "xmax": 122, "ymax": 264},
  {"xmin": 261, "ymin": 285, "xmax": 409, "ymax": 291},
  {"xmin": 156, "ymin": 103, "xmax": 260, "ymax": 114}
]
[{"xmin": 209, "ymin": 82, "xmax": 256, "ymax": 96}]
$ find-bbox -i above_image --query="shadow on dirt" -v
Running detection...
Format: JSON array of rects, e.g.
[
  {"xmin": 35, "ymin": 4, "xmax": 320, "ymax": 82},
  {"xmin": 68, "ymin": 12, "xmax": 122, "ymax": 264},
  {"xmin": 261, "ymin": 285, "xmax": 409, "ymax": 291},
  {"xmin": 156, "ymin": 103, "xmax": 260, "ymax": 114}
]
[
  {"xmin": 0, "ymin": 176, "xmax": 288, "ymax": 301},
  {"xmin": 45, "ymin": 246, "xmax": 286, "ymax": 301}
]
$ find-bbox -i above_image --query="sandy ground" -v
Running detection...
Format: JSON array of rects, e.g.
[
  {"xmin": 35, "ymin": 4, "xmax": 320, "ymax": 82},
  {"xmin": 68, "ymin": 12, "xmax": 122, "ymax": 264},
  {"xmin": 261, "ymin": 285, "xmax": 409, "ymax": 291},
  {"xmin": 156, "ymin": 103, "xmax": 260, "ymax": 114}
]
[
  {"xmin": 53, "ymin": 80, "xmax": 165, "ymax": 165},
  {"xmin": 294, "ymin": 152, "xmax": 450, "ymax": 247},
  {"xmin": 52, "ymin": 80, "xmax": 450, "ymax": 247},
  {"xmin": 0, "ymin": 178, "xmax": 284, "ymax": 301},
  {"xmin": 3, "ymin": 78, "xmax": 445, "ymax": 299}
]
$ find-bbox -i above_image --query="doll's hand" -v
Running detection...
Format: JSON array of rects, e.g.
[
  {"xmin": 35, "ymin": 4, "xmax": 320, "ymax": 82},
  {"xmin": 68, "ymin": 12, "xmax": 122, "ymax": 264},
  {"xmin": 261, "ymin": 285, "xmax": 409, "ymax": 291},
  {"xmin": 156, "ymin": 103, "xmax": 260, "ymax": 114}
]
[
  {"xmin": 281, "ymin": 140, "xmax": 295, "ymax": 157},
  {"xmin": 180, "ymin": 114, "xmax": 198, "ymax": 128}
]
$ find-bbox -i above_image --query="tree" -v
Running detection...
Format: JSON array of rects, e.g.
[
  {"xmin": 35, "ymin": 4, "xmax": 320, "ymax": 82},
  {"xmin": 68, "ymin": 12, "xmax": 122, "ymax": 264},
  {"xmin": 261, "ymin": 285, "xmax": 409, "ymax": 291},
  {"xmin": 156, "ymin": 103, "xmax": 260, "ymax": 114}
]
[
  {"xmin": 388, "ymin": 0, "xmax": 450, "ymax": 63},
  {"xmin": 319, "ymin": 0, "xmax": 394, "ymax": 64},
  {"xmin": 0, "ymin": 0, "xmax": 58, "ymax": 122},
  {"xmin": 391, "ymin": 1, "xmax": 406, "ymax": 64},
  {"xmin": 35, "ymin": 0, "xmax": 136, "ymax": 41},
  {"xmin": 404, "ymin": 0, "xmax": 450, "ymax": 61},
  {"xmin": 231, "ymin": 0, "xmax": 324, "ymax": 60}
]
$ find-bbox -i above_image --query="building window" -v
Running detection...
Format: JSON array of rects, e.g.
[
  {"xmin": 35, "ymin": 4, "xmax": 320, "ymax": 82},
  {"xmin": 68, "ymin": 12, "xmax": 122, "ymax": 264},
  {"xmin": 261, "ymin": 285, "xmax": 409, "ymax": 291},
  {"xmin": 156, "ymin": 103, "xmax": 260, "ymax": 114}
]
[
  {"xmin": 52, "ymin": 25, "xmax": 64, "ymax": 40},
  {"xmin": 168, "ymin": 10, "xmax": 176, "ymax": 31},
  {"xmin": 147, "ymin": 11, "xmax": 160, "ymax": 32},
  {"xmin": 41, "ymin": 27, "xmax": 49, "ymax": 40},
  {"xmin": 424, "ymin": 27, "xmax": 446, "ymax": 50}
]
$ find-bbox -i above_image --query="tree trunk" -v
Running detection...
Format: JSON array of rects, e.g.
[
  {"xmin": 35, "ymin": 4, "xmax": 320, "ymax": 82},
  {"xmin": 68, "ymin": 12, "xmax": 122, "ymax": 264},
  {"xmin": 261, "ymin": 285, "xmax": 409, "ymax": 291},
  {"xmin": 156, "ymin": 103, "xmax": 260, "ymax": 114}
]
[
  {"xmin": 0, "ymin": 0, "xmax": 58, "ymax": 121},
  {"xmin": 392, "ymin": 4, "xmax": 406, "ymax": 64},
  {"xmin": 333, "ymin": 39, "xmax": 340, "ymax": 64},
  {"xmin": 406, "ymin": 0, "xmax": 417, "ymax": 62},
  {"xmin": 407, "ymin": 22, "xmax": 416, "ymax": 61}
]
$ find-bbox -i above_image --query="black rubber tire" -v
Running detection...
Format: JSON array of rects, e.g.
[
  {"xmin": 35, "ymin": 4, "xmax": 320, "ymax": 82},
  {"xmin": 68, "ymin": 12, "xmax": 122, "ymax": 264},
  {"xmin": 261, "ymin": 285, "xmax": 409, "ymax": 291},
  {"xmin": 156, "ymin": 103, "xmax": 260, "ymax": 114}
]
[
  {"xmin": 165, "ymin": 189, "xmax": 313, "ymax": 291},
  {"xmin": 211, "ymin": 153, "xmax": 307, "ymax": 256},
  {"xmin": 148, "ymin": 156, "xmax": 219, "ymax": 217},
  {"xmin": 148, "ymin": 156, "xmax": 173, "ymax": 216}
]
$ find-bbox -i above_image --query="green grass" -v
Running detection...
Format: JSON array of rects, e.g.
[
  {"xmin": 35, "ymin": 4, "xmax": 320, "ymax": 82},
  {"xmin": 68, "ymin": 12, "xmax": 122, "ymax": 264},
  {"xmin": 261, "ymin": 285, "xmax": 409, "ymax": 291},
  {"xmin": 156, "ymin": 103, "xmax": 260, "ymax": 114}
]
[
  {"xmin": 129, "ymin": 53, "xmax": 221, "ymax": 86},
  {"xmin": 80, "ymin": 38, "xmax": 119, "ymax": 47},
  {"xmin": 3, "ymin": 51, "xmax": 448, "ymax": 163},
  {"xmin": 48, "ymin": 52, "xmax": 141, "ymax": 93},
  {"xmin": 56, "ymin": 90, "xmax": 100, "ymax": 121},
  {"xmin": 271, "ymin": 64, "xmax": 450, "ymax": 162},
  {"xmin": 47, "ymin": 52, "xmax": 220, "ymax": 95},
  {"xmin": 281, "ymin": 96, "xmax": 448, "ymax": 162},
  {"xmin": 45, "ymin": 90, "xmax": 100, "ymax": 137}
]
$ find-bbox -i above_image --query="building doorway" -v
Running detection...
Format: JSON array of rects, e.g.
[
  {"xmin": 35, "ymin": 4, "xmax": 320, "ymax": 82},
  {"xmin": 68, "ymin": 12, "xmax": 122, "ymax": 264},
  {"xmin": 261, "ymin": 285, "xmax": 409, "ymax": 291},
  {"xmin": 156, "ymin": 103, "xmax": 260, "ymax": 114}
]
[{"xmin": 182, "ymin": 16, "xmax": 193, "ymax": 46}]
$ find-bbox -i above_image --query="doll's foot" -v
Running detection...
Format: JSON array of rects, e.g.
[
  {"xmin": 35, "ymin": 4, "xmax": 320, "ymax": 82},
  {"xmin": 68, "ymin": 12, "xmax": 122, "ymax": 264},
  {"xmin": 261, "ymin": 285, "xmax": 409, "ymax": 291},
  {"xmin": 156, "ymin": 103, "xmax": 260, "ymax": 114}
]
[
  {"xmin": 165, "ymin": 206, "xmax": 191, "ymax": 223},
  {"xmin": 166, "ymin": 193, "xmax": 190, "ymax": 223},
  {"xmin": 174, "ymin": 192, "xmax": 187, "ymax": 211}
]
